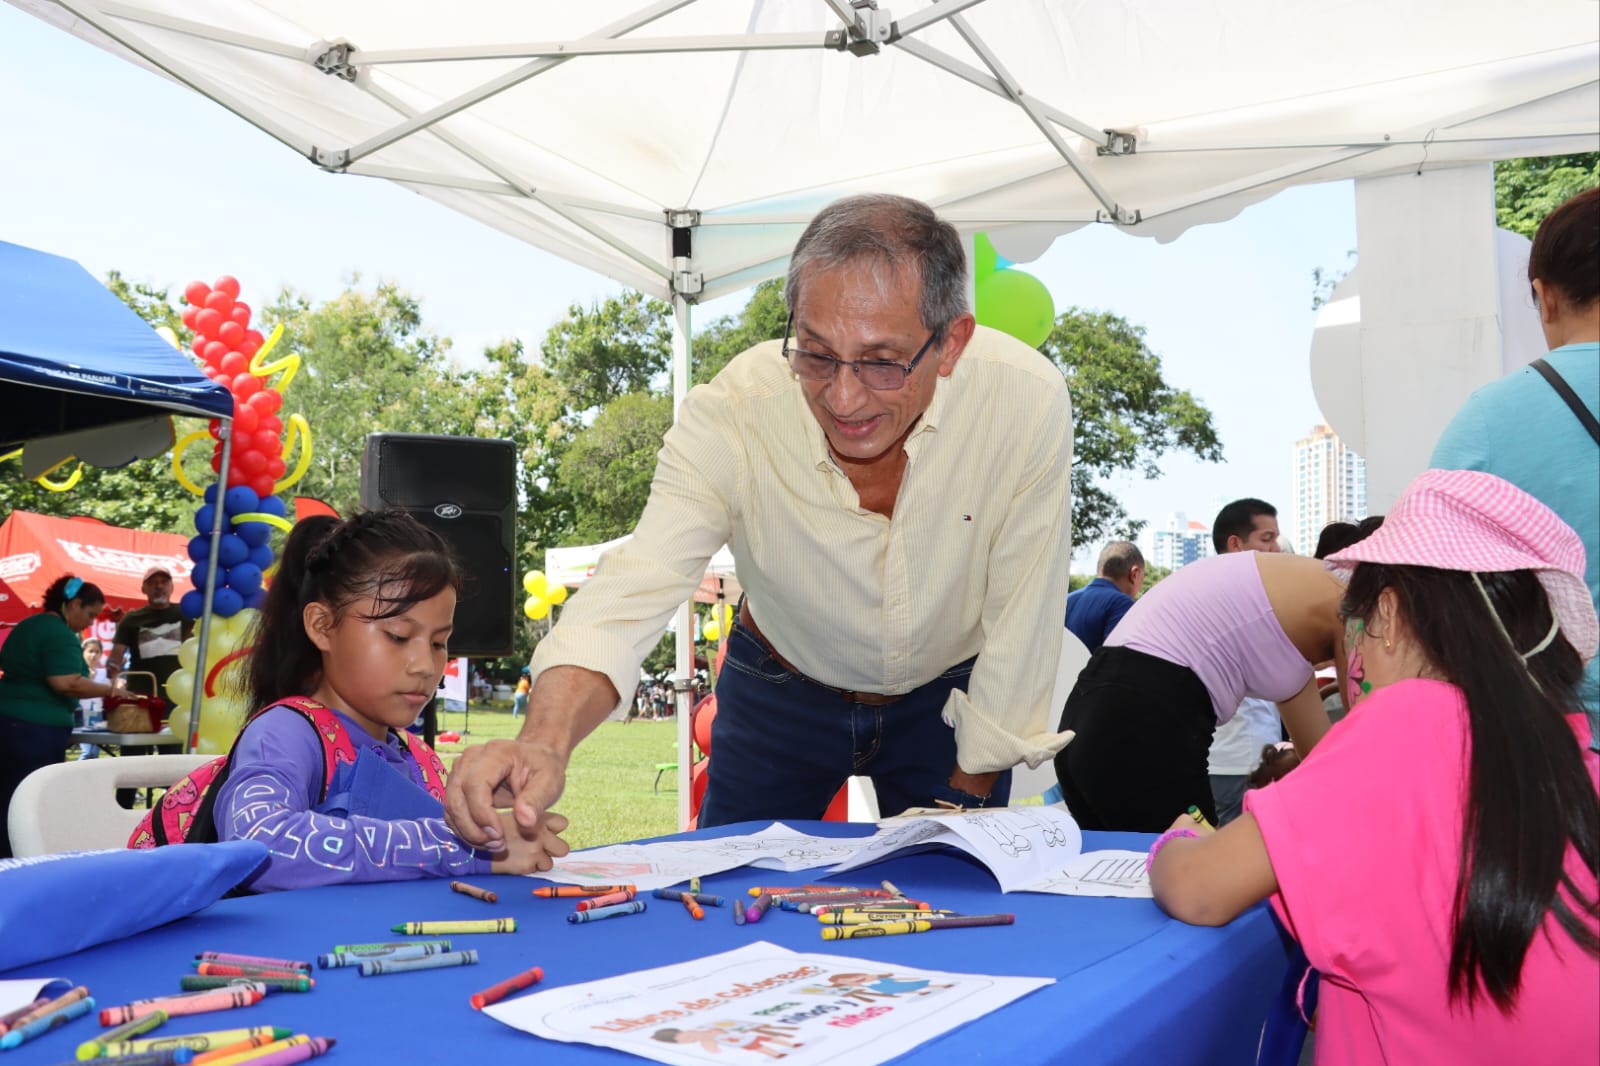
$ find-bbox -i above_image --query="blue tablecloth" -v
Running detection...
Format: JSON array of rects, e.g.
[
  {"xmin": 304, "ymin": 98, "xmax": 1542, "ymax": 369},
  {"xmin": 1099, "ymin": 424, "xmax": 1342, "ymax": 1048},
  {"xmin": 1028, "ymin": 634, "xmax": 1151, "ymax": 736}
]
[{"xmin": 1, "ymin": 822, "xmax": 1287, "ymax": 1064}]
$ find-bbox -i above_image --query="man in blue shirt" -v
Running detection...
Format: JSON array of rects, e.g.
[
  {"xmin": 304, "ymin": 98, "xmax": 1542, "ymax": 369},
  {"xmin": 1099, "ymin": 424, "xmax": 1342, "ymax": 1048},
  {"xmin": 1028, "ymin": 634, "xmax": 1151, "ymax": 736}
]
[{"xmin": 1066, "ymin": 542, "xmax": 1144, "ymax": 653}]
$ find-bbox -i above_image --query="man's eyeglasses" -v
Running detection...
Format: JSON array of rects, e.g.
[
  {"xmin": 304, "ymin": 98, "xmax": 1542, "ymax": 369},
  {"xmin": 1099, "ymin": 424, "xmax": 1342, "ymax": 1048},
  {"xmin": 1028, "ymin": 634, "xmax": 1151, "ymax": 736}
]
[{"xmin": 782, "ymin": 313, "xmax": 940, "ymax": 391}]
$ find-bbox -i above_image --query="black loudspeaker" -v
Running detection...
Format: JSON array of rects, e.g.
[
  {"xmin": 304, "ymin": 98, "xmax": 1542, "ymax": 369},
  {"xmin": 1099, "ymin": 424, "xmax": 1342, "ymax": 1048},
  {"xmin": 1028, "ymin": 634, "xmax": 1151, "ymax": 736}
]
[{"xmin": 359, "ymin": 433, "xmax": 516, "ymax": 657}]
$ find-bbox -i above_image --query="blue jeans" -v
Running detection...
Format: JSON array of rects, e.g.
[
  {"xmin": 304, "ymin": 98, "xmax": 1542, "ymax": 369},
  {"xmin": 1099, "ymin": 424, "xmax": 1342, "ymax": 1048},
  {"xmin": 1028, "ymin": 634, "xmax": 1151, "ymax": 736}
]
[
  {"xmin": 0, "ymin": 716, "xmax": 71, "ymax": 859},
  {"xmin": 698, "ymin": 624, "xmax": 1009, "ymax": 827}
]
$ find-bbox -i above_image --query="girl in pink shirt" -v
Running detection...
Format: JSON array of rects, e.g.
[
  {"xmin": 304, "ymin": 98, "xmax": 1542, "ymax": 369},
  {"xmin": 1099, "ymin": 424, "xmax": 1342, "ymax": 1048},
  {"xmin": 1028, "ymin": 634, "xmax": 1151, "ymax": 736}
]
[{"xmin": 1149, "ymin": 470, "xmax": 1600, "ymax": 1065}]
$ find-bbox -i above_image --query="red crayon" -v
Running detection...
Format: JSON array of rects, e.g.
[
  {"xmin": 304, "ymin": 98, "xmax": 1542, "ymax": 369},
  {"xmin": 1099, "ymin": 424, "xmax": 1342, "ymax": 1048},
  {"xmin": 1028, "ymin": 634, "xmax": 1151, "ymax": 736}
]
[
  {"xmin": 470, "ymin": 965, "xmax": 545, "ymax": 1010},
  {"xmin": 195, "ymin": 963, "xmax": 307, "ymax": 979},
  {"xmin": 194, "ymin": 952, "xmax": 311, "ymax": 973}
]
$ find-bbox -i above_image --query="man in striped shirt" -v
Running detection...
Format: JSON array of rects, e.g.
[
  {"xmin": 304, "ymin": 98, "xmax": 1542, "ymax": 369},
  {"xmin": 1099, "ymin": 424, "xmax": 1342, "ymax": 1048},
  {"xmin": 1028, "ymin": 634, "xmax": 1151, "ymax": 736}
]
[{"xmin": 447, "ymin": 195, "xmax": 1075, "ymax": 858}]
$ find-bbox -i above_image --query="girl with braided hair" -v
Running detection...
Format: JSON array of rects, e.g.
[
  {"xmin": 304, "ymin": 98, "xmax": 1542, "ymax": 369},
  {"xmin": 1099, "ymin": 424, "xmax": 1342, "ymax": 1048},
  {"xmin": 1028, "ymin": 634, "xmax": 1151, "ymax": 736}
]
[{"xmin": 196, "ymin": 509, "xmax": 567, "ymax": 891}]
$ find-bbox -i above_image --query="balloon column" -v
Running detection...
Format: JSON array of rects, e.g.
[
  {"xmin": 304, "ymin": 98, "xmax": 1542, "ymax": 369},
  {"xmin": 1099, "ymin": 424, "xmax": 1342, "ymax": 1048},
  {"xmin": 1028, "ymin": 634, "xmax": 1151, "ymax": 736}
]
[
  {"xmin": 166, "ymin": 276, "xmax": 314, "ymax": 753},
  {"xmin": 522, "ymin": 570, "xmax": 568, "ymax": 621},
  {"xmin": 973, "ymin": 232, "xmax": 1057, "ymax": 349}
]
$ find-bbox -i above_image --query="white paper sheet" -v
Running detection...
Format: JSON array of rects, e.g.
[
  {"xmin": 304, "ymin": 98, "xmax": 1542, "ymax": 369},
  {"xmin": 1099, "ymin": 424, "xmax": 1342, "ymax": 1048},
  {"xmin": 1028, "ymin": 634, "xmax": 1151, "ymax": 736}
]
[
  {"xmin": 1021, "ymin": 850, "xmax": 1153, "ymax": 898},
  {"xmin": 534, "ymin": 823, "xmax": 870, "ymax": 891},
  {"xmin": 484, "ymin": 942, "xmax": 1051, "ymax": 1065},
  {"xmin": 828, "ymin": 808, "xmax": 1085, "ymax": 893},
  {"xmin": 0, "ymin": 978, "xmax": 69, "ymax": 1017}
]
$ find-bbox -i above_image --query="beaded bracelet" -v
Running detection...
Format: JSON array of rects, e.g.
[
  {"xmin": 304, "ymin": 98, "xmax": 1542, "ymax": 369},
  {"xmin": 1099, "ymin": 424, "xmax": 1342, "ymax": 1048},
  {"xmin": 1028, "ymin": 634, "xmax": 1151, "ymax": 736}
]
[{"xmin": 1145, "ymin": 826, "xmax": 1200, "ymax": 875}]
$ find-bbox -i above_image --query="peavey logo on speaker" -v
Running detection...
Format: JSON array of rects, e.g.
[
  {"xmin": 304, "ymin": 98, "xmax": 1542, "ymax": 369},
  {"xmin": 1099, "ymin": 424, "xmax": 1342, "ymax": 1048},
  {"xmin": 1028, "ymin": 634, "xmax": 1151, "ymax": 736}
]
[{"xmin": 433, "ymin": 503, "xmax": 464, "ymax": 519}]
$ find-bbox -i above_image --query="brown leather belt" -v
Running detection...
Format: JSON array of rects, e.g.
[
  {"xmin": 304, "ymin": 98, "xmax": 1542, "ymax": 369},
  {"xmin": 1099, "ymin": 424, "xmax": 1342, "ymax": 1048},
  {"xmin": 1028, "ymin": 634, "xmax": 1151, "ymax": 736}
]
[{"xmin": 736, "ymin": 600, "xmax": 903, "ymax": 706}]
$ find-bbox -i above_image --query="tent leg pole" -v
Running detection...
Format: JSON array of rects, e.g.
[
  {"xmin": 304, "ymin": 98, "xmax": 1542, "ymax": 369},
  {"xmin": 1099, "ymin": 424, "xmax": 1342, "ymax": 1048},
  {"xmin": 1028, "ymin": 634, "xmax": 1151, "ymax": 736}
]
[
  {"xmin": 187, "ymin": 426, "xmax": 232, "ymax": 753},
  {"xmin": 672, "ymin": 293, "xmax": 694, "ymax": 830}
]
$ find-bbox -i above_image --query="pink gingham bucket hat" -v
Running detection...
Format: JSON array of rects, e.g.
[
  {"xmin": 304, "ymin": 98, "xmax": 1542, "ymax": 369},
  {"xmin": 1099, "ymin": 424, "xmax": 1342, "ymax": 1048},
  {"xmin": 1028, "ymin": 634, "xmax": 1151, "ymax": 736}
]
[{"xmin": 1326, "ymin": 469, "xmax": 1597, "ymax": 664}]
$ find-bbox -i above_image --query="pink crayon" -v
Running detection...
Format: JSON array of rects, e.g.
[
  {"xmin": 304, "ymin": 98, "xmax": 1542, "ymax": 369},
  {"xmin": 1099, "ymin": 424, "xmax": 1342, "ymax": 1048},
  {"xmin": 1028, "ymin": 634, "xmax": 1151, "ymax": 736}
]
[
  {"xmin": 100, "ymin": 987, "xmax": 265, "ymax": 1026},
  {"xmin": 195, "ymin": 952, "xmax": 311, "ymax": 973}
]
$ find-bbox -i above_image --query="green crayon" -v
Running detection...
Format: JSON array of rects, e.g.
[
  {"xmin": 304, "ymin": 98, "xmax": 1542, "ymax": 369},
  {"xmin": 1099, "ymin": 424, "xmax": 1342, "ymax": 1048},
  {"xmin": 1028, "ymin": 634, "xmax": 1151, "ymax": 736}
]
[
  {"xmin": 79, "ymin": 1010, "xmax": 167, "ymax": 1058},
  {"xmin": 181, "ymin": 975, "xmax": 314, "ymax": 993}
]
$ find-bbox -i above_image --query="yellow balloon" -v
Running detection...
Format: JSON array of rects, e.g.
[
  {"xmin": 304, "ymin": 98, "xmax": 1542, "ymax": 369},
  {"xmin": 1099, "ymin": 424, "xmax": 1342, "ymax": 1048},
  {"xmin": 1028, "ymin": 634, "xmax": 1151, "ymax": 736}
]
[
  {"xmin": 526, "ymin": 597, "xmax": 550, "ymax": 621},
  {"xmin": 545, "ymin": 583, "xmax": 567, "ymax": 606},
  {"xmin": 191, "ymin": 694, "xmax": 246, "ymax": 755},
  {"xmin": 165, "ymin": 668, "xmax": 195, "ymax": 709},
  {"xmin": 703, "ymin": 620, "xmax": 721, "ymax": 642},
  {"xmin": 155, "ymin": 325, "xmax": 181, "ymax": 349},
  {"xmin": 166, "ymin": 706, "xmax": 190, "ymax": 746},
  {"xmin": 177, "ymin": 637, "xmax": 200, "ymax": 673},
  {"xmin": 722, "ymin": 603, "xmax": 735, "ymax": 629},
  {"xmin": 523, "ymin": 571, "xmax": 548, "ymax": 597}
]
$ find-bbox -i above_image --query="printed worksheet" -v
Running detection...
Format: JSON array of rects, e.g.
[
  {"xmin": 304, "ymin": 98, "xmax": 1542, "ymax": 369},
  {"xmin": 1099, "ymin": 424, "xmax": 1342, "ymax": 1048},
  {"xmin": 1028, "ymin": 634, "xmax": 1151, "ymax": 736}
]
[
  {"xmin": 1023, "ymin": 850, "xmax": 1152, "ymax": 898},
  {"xmin": 485, "ymin": 942, "xmax": 1051, "ymax": 1065},
  {"xmin": 536, "ymin": 823, "xmax": 870, "ymax": 891},
  {"xmin": 828, "ymin": 807, "xmax": 1084, "ymax": 893}
]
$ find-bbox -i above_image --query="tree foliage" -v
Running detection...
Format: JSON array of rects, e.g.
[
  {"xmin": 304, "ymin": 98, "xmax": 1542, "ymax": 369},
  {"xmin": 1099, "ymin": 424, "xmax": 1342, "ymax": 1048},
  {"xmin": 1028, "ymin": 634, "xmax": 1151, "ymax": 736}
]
[
  {"xmin": 1495, "ymin": 153, "xmax": 1600, "ymax": 238},
  {"xmin": 1039, "ymin": 308, "xmax": 1223, "ymax": 546},
  {"xmin": 691, "ymin": 279, "xmax": 788, "ymax": 386},
  {"xmin": 541, "ymin": 291, "xmax": 673, "ymax": 413},
  {"xmin": 558, "ymin": 391, "xmax": 674, "ymax": 543}
]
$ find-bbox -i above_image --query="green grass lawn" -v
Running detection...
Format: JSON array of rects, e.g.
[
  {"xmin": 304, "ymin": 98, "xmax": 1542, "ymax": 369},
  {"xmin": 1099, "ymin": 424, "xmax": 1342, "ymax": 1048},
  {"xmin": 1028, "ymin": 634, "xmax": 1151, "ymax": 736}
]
[{"xmin": 434, "ymin": 701, "xmax": 681, "ymax": 850}]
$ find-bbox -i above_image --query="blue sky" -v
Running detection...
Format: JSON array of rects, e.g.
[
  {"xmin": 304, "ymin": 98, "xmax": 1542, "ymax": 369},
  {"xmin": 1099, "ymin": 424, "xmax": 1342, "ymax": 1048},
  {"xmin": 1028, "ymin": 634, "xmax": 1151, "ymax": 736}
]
[{"xmin": 0, "ymin": 5, "xmax": 1358, "ymax": 559}]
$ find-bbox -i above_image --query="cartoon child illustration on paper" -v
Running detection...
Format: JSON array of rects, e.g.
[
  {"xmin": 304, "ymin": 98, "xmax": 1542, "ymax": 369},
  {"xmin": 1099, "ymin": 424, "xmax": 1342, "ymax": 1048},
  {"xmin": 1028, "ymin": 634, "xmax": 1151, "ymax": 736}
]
[
  {"xmin": 826, "ymin": 971, "xmax": 954, "ymax": 997},
  {"xmin": 651, "ymin": 1020, "xmax": 803, "ymax": 1058}
]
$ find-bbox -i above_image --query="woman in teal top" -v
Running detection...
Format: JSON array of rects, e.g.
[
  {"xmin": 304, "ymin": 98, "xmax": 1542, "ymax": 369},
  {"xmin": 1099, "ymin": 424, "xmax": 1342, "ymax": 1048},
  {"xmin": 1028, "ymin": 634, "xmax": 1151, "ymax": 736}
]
[{"xmin": 0, "ymin": 574, "xmax": 117, "ymax": 858}]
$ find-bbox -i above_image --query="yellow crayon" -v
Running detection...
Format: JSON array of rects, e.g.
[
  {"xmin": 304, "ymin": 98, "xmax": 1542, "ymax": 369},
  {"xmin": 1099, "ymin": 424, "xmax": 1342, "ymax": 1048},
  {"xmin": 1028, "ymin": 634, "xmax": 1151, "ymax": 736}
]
[
  {"xmin": 821, "ymin": 920, "xmax": 933, "ymax": 940},
  {"xmin": 817, "ymin": 910, "xmax": 956, "ymax": 924},
  {"xmin": 391, "ymin": 918, "xmax": 516, "ymax": 934}
]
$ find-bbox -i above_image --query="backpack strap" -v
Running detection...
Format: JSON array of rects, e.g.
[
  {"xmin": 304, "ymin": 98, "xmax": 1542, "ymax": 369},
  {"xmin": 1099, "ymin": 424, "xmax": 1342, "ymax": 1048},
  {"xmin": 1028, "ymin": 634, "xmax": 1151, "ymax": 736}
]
[
  {"xmin": 1530, "ymin": 358, "xmax": 1600, "ymax": 445},
  {"xmin": 399, "ymin": 731, "xmax": 449, "ymax": 801}
]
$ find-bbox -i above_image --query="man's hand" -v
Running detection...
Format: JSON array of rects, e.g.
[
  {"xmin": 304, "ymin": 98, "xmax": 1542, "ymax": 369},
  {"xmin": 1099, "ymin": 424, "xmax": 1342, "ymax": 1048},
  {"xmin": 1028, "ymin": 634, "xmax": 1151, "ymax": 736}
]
[
  {"xmin": 948, "ymin": 767, "xmax": 999, "ymax": 798},
  {"xmin": 489, "ymin": 809, "xmax": 571, "ymax": 875},
  {"xmin": 445, "ymin": 737, "xmax": 570, "ymax": 852}
]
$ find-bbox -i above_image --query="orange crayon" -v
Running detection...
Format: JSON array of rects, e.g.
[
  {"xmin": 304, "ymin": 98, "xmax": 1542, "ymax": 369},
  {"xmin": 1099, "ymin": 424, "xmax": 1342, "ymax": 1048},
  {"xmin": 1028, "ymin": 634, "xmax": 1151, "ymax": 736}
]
[
  {"xmin": 531, "ymin": 884, "xmax": 633, "ymax": 898},
  {"xmin": 681, "ymin": 894, "xmax": 704, "ymax": 920}
]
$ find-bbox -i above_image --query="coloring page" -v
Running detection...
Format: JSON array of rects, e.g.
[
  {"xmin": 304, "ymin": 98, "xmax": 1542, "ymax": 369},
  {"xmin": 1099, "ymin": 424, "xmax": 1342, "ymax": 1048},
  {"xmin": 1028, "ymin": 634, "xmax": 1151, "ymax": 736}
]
[{"xmin": 1021, "ymin": 850, "xmax": 1152, "ymax": 898}]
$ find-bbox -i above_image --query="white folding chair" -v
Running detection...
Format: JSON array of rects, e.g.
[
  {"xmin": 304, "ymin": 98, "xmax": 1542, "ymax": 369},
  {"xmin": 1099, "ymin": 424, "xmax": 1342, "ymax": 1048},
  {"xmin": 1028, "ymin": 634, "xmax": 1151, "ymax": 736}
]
[{"xmin": 7, "ymin": 754, "xmax": 214, "ymax": 857}]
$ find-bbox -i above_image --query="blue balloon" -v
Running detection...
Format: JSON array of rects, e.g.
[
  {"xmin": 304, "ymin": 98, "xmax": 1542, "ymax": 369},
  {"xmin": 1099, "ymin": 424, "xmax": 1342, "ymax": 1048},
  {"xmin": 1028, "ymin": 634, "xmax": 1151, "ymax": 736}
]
[
  {"xmin": 248, "ymin": 543, "xmax": 276, "ymax": 571},
  {"xmin": 194, "ymin": 504, "xmax": 217, "ymax": 536},
  {"xmin": 188, "ymin": 535, "xmax": 211, "ymax": 564},
  {"xmin": 203, "ymin": 483, "xmax": 220, "ymax": 505},
  {"xmin": 257, "ymin": 495, "xmax": 288, "ymax": 518},
  {"xmin": 188, "ymin": 568, "xmax": 207, "ymax": 595},
  {"xmin": 243, "ymin": 588, "xmax": 266, "ymax": 610},
  {"xmin": 216, "ymin": 533, "xmax": 249, "ymax": 568},
  {"xmin": 180, "ymin": 589, "xmax": 206, "ymax": 620},
  {"xmin": 211, "ymin": 587, "xmax": 243, "ymax": 618},
  {"xmin": 226, "ymin": 562, "xmax": 263, "ymax": 596},
  {"xmin": 223, "ymin": 486, "xmax": 260, "ymax": 517},
  {"xmin": 236, "ymin": 521, "xmax": 272, "ymax": 549}
]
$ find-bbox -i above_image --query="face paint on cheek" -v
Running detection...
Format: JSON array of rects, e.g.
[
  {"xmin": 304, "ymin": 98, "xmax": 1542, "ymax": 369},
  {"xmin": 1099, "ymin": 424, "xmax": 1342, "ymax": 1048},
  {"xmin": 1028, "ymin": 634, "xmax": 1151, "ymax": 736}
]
[{"xmin": 1344, "ymin": 618, "xmax": 1372, "ymax": 707}]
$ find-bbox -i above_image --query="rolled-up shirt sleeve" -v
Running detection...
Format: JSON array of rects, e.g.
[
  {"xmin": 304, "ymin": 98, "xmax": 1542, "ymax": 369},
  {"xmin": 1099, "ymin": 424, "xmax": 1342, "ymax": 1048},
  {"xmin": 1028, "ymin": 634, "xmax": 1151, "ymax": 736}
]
[{"xmin": 942, "ymin": 383, "xmax": 1075, "ymax": 773}]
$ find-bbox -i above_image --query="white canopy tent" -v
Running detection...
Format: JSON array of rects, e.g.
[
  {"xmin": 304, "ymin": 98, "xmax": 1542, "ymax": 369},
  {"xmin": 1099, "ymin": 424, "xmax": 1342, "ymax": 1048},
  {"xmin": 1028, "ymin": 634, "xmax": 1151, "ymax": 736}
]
[{"xmin": 12, "ymin": 0, "xmax": 1597, "ymax": 822}]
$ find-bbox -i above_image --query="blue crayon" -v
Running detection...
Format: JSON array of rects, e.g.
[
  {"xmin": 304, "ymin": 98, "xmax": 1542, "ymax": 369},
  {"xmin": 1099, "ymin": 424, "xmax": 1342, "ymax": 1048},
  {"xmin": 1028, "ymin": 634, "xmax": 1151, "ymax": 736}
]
[
  {"xmin": 359, "ymin": 948, "xmax": 480, "ymax": 976},
  {"xmin": 0, "ymin": 995, "xmax": 95, "ymax": 1049},
  {"xmin": 566, "ymin": 900, "xmax": 646, "ymax": 923},
  {"xmin": 652, "ymin": 889, "xmax": 725, "ymax": 907},
  {"xmin": 319, "ymin": 942, "xmax": 454, "ymax": 968},
  {"xmin": 733, "ymin": 897, "xmax": 746, "ymax": 925}
]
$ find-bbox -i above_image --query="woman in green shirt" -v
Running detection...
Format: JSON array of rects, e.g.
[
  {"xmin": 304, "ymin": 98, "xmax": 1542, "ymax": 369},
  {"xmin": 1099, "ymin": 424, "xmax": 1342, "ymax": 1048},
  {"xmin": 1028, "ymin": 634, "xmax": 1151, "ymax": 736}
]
[{"xmin": 1, "ymin": 574, "xmax": 118, "ymax": 858}]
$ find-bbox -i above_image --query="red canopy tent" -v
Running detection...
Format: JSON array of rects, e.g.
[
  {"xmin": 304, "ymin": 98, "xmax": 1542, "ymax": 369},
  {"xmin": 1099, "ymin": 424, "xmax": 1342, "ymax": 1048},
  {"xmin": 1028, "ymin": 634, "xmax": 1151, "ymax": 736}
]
[{"xmin": 0, "ymin": 510, "xmax": 191, "ymax": 614}]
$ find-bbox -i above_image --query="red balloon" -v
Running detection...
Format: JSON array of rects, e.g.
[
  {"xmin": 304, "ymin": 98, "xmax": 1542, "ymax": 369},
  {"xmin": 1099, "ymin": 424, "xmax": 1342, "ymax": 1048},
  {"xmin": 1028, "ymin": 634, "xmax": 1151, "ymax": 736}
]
[
  {"xmin": 230, "ymin": 302, "xmax": 252, "ymax": 327},
  {"xmin": 195, "ymin": 308, "xmax": 223, "ymax": 339},
  {"xmin": 207, "ymin": 419, "xmax": 222, "ymax": 439},
  {"xmin": 219, "ymin": 351, "xmax": 249, "ymax": 377},
  {"xmin": 266, "ymin": 457, "xmax": 286, "ymax": 478},
  {"xmin": 204, "ymin": 290, "xmax": 234, "ymax": 315},
  {"xmin": 202, "ymin": 341, "xmax": 228, "ymax": 366},
  {"xmin": 231, "ymin": 373, "xmax": 263, "ymax": 399},
  {"xmin": 237, "ymin": 449, "xmax": 267, "ymax": 476},
  {"xmin": 227, "ymin": 470, "xmax": 251, "ymax": 489},
  {"xmin": 213, "ymin": 276, "xmax": 241, "ymax": 300},
  {"xmin": 184, "ymin": 281, "xmax": 211, "ymax": 307},
  {"xmin": 209, "ymin": 453, "xmax": 223, "ymax": 473},
  {"xmin": 250, "ymin": 474, "xmax": 276, "ymax": 498},
  {"xmin": 229, "ymin": 430, "xmax": 255, "ymax": 453},
  {"xmin": 218, "ymin": 321, "xmax": 245, "ymax": 347},
  {"xmin": 248, "ymin": 388, "xmax": 282, "ymax": 415},
  {"xmin": 202, "ymin": 367, "xmax": 219, "ymax": 381},
  {"xmin": 181, "ymin": 306, "xmax": 199, "ymax": 329},
  {"xmin": 258, "ymin": 414, "xmax": 283, "ymax": 436},
  {"xmin": 232, "ymin": 404, "xmax": 260, "ymax": 434},
  {"xmin": 243, "ymin": 328, "xmax": 264, "ymax": 348}
]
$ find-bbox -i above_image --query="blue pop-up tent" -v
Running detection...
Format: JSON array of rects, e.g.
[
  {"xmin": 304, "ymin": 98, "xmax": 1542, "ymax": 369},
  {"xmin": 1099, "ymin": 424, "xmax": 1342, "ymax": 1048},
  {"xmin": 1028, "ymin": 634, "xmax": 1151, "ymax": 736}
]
[{"xmin": 0, "ymin": 239, "xmax": 234, "ymax": 449}]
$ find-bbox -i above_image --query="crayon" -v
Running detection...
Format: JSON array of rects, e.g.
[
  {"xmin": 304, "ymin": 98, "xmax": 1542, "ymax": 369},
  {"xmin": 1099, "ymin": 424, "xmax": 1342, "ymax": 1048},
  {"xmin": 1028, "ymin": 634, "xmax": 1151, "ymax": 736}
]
[
  {"xmin": 100, "ymin": 988, "xmax": 265, "ymax": 1027},
  {"xmin": 359, "ymin": 949, "xmax": 480, "ymax": 976},
  {"xmin": 391, "ymin": 918, "xmax": 516, "ymax": 934},
  {"xmin": 194, "ymin": 953, "xmax": 311, "ymax": 973},
  {"xmin": 688, "ymin": 876, "xmax": 701, "ymax": 894},
  {"xmin": 779, "ymin": 891, "xmax": 892, "ymax": 908},
  {"xmin": 746, "ymin": 885, "xmax": 878, "ymax": 898},
  {"xmin": 200, "ymin": 1034, "xmax": 322, "ymax": 1066},
  {"xmin": 565, "ymin": 900, "xmax": 646, "ymax": 923},
  {"xmin": 573, "ymin": 888, "xmax": 636, "ymax": 911},
  {"xmin": 732, "ymin": 897, "xmax": 746, "ymax": 925},
  {"xmin": 214, "ymin": 1035, "xmax": 335, "ymax": 1066},
  {"xmin": 881, "ymin": 879, "xmax": 904, "ymax": 898},
  {"xmin": 790, "ymin": 895, "xmax": 898, "ymax": 912},
  {"xmin": 319, "ymin": 943, "xmax": 454, "ymax": 968},
  {"xmin": 0, "ymin": 994, "xmax": 47, "ymax": 1036},
  {"xmin": 189, "ymin": 1030, "xmax": 298, "ymax": 1064},
  {"xmin": 181, "ymin": 975, "xmax": 314, "ymax": 993},
  {"xmin": 530, "ymin": 884, "xmax": 631, "ymax": 898},
  {"xmin": 0, "ymin": 995, "xmax": 95, "ymax": 1049},
  {"xmin": 194, "ymin": 964, "xmax": 308, "ymax": 979},
  {"xmin": 1186, "ymin": 805, "xmax": 1215, "ymax": 832},
  {"xmin": 79, "ymin": 1009, "xmax": 169, "ymax": 1057},
  {"xmin": 745, "ymin": 892, "xmax": 772, "ymax": 923},
  {"xmin": 816, "ymin": 909, "xmax": 957, "ymax": 924},
  {"xmin": 100, "ymin": 1027, "xmax": 293, "ymax": 1057},
  {"xmin": 822, "ymin": 921, "xmax": 933, "ymax": 940},
  {"xmin": 329, "ymin": 940, "xmax": 444, "ymax": 953},
  {"xmin": 470, "ymin": 965, "xmax": 545, "ymax": 1010},
  {"xmin": 810, "ymin": 901, "xmax": 929, "ymax": 916},
  {"xmin": 652, "ymin": 889, "xmax": 725, "ymax": 906},
  {"xmin": 451, "ymin": 880, "xmax": 498, "ymax": 903},
  {"xmin": 681, "ymin": 893, "xmax": 704, "ymax": 920},
  {"xmin": 2, "ymin": 985, "xmax": 89, "ymax": 1034},
  {"xmin": 68, "ymin": 1049, "xmax": 194, "ymax": 1066}
]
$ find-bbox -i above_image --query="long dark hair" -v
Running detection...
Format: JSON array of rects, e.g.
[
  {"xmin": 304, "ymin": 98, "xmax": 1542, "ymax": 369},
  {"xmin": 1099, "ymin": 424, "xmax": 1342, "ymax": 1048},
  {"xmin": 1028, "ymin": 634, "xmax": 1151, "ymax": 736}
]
[
  {"xmin": 42, "ymin": 574, "xmax": 105, "ymax": 614},
  {"xmin": 1342, "ymin": 562, "xmax": 1599, "ymax": 1011},
  {"xmin": 246, "ymin": 510, "xmax": 461, "ymax": 710}
]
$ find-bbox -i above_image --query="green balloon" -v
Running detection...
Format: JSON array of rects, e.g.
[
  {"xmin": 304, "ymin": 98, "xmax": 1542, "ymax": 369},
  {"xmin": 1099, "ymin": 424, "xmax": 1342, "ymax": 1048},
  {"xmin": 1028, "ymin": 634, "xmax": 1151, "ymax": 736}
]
[
  {"xmin": 975, "ymin": 269, "xmax": 1055, "ymax": 349},
  {"xmin": 972, "ymin": 232, "xmax": 999, "ymax": 280}
]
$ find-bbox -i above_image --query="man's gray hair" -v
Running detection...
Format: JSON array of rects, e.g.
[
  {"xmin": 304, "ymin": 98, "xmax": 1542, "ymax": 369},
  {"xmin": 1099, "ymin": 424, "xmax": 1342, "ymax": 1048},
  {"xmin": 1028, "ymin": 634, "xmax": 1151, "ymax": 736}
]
[
  {"xmin": 1097, "ymin": 541, "xmax": 1145, "ymax": 582},
  {"xmin": 785, "ymin": 194, "xmax": 969, "ymax": 337}
]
